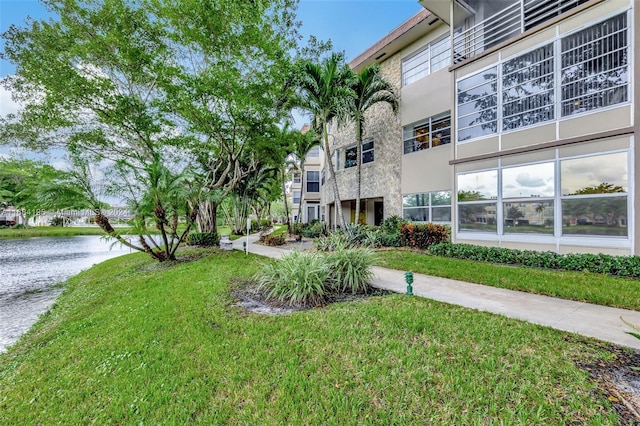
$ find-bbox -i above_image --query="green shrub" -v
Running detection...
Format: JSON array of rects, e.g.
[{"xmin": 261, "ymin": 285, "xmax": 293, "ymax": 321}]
[
  {"xmin": 429, "ymin": 242, "xmax": 640, "ymax": 278},
  {"xmin": 49, "ymin": 216, "xmax": 64, "ymax": 227},
  {"xmin": 257, "ymin": 251, "xmax": 329, "ymax": 307},
  {"xmin": 301, "ymin": 220, "xmax": 326, "ymax": 238},
  {"xmin": 260, "ymin": 219, "xmax": 272, "ymax": 229},
  {"xmin": 400, "ymin": 222, "xmax": 449, "ymax": 249},
  {"xmin": 377, "ymin": 233, "xmax": 400, "ymax": 247},
  {"xmin": 187, "ymin": 232, "xmax": 219, "ymax": 247},
  {"xmin": 314, "ymin": 233, "xmax": 349, "ymax": 252},
  {"xmin": 324, "ymin": 248, "xmax": 374, "ymax": 294},
  {"xmin": 381, "ymin": 215, "xmax": 404, "ymax": 235},
  {"xmin": 260, "ymin": 234, "xmax": 285, "ymax": 246}
]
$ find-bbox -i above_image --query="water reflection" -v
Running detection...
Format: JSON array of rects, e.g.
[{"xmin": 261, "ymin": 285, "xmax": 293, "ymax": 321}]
[{"xmin": 0, "ymin": 236, "xmax": 132, "ymax": 353}]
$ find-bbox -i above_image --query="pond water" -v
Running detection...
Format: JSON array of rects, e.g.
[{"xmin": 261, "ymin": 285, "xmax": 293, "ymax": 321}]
[{"xmin": 0, "ymin": 236, "xmax": 133, "ymax": 353}]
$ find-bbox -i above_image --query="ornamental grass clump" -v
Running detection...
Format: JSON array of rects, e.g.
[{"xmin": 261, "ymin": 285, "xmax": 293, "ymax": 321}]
[
  {"xmin": 257, "ymin": 251, "xmax": 329, "ymax": 307},
  {"xmin": 325, "ymin": 248, "xmax": 374, "ymax": 294}
]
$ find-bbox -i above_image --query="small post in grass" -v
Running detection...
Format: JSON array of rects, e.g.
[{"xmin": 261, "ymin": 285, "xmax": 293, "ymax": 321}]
[
  {"xmin": 242, "ymin": 241, "xmax": 247, "ymax": 254},
  {"xmin": 246, "ymin": 218, "xmax": 250, "ymax": 255},
  {"xmin": 404, "ymin": 271, "xmax": 414, "ymax": 296}
]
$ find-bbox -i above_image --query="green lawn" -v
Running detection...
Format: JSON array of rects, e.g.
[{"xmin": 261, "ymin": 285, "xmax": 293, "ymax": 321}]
[
  {"xmin": 375, "ymin": 249, "xmax": 640, "ymax": 311},
  {"xmin": 0, "ymin": 249, "xmax": 621, "ymax": 424},
  {"xmin": 0, "ymin": 226, "xmax": 112, "ymax": 238}
]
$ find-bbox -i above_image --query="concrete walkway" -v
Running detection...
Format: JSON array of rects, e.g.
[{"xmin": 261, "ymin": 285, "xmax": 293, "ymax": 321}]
[{"xmin": 234, "ymin": 234, "xmax": 640, "ymax": 350}]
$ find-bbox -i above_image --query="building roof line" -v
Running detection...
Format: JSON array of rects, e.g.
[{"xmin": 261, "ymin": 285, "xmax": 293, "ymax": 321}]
[{"xmin": 349, "ymin": 8, "xmax": 432, "ymax": 69}]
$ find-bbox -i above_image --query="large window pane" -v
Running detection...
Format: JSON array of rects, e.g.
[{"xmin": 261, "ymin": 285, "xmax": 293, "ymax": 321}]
[
  {"xmin": 403, "ymin": 193, "xmax": 429, "ymax": 208},
  {"xmin": 458, "ymin": 170, "xmax": 498, "ymax": 200},
  {"xmin": 432, "ymin": 206, "xmax": 452, "ymax": 222},
  {"xmin": 503, "ymin": 200, "xmax": 554, "ymax": 234},
  {"xmin": 562, "ymin": 196, "xmax": 627, "ymax": 236},
  {"xmin": 502, "ymin": 162, "xmax": 554, "ymax": 198},
  {"xmin": 457, "ymin": 67, "xmax": 498, "ymax": 142},
  {"xmin": 561, "ymin": 14, "xmax": 628, "ymax": 116},
  {"xmin": 458, "ymin": 203, "xmax": 497, "ymax": 232},
  {"xmin": 403, "ymin": 113, "xmax": 451, "ymax": 153},
  {"xmin": 431, "ymin": 191, "xmax": 451, "ymax": 206},
  {"xmin": 560, "ymin": 152, "xmax": 627, "ymax": 195},
  {"xmin": 404, "ymin": 207, "xmax": 429, "ymax": 222}
]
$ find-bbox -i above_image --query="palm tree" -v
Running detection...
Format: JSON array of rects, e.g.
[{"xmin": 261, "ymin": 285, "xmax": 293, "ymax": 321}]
[
  {"xmin": 349, "ymin": 64, "xmax": 398, "ymax": 223},
  {"xmin": 294, "ymin": 53, "xmax": 355, "ymax": 229},
  {"xmin": 292, "ymin": 130, "xmax": 321, "ymax": 224}
]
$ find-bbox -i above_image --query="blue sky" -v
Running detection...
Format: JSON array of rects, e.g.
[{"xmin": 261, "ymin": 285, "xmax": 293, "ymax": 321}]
[{"xmin": 1, "ymin": 0, "xmax": 424, "ymax": 76}]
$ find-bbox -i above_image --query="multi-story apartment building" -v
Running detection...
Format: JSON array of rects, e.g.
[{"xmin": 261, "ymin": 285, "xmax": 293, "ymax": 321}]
[
  {"xmin": 289, "ymin": 124, "xmax": 323, "ymax": 224},
  {"xmin": 322, "ymin": 0, "xmax": 637, "ymax": 255}
]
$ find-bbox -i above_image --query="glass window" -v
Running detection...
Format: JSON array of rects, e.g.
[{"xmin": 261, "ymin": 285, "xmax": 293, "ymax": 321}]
[
  {"xmin": 502, "ymin": 162, "xmax": 554, "ymax": 199},
  {"xmin": 502, "ymin": 44, "xmax": 555, "ymax": 130},
  {"xmin": 503, "ymin": 200, "xmax": 554, "ymax": 234},
  {"xmin": 561, "ymin": 14, "xmax": 628, "ymax": 117},
  {"xmin": 560, "ymin": 152, "xmax": 627, "ymax": 195},
  {"xmin": 455, "ymin": 14, "xmax": 630, "ymax": 142},
  {"xmin": 343, "ymin": 146, "xmax": 357, "ymax": 169},
  {"xmin": 293, "ymin": 173, "xmax": 301, "ymax": 184},
  {"xmin": 457, "ymin": 170, "xmax": 498, "ymax": 200},
  {"xmin": 457, "ymin": 67, "xmax": 498, "ymax": 141},
  {"xmin": 458, "ymin": 203, "xmax": 498, "ymax": 233},
  {"xmin": 403, "ymin": 113, "xmax": 451, "ymax": 154},
  {"xmin": 306, "ymin": 171, "xmax": 320, "ymax": 193},
  {"xmin": 562, "ymin": 197, "xmax": 627, "ymax": 237},
  {"xmin": 402, "ymin": 191, "xmax": 451, "ymax": 223},
  {"xmin": 293, "ymin": 191, "xmax": 301, "ymax": 204},
  {"xmin": 402, "ymin": 36, "xmax": 451, "ymax": 86},
  {"xmin": 307, "ymin": 146, "xmax": 320, "ymax": 158},
  {"xmin": 362, "ymin": 140, "xmax": 374, "ymax": 164}
]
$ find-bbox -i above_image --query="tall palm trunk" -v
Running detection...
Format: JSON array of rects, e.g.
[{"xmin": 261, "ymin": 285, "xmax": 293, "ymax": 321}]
[
  {"xmin": 323, "ymin": 121, "xmax": 346, "ymax": 228},
  {"xmin": 354, "ymin": 120, "xmax": 363, "ymax": 224}
]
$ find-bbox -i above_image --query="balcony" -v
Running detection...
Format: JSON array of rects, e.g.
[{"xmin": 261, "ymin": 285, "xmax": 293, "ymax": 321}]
[{"xmin": 452, "ymin": 0, "xmax": 590, "ymax": 64}]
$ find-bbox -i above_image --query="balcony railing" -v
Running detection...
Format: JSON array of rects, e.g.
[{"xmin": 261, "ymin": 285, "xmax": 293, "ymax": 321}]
[{"xmin": 453, "ymin": 0, "xmax": 590, "ymax": 64}]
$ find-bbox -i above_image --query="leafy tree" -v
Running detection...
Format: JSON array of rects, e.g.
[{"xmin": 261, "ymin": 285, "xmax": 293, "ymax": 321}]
[
  {"xmin": 457, "ymin": 190, "xmax": 485, "ymax": 202},
  {"xmin": 569, "ymin": 182, "xmax": 625, "ymax": 195},
  {"xmin": 505, "ymin": 205, "xmax": 524, "ymax": 223},
  {"xmin": 293, "ymin": 53, "xmax": 355, "ymax": 229},
  {"xmin": 348, "ymin": 64, "xmax": 398, "ymax": 222},
  {"xmin": 1, "ymin": 0, "xmax": 305, "ymax": 260},
  {"xmin": 0, "ymin": 157, "xmax": 88, "ymax": 225}
]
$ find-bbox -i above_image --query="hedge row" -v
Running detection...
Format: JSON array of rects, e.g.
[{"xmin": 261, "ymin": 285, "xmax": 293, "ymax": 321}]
[
  {"xmin": 399, "ymin": 223, "xmax": 449, "ymax": 250},
  {"xmin": 429, "ymin": 242, "xmax": 640, "ymax": 279},
  {"xmin": 186, "ymin": 232, "xmax": 219, "ymax": 247}
]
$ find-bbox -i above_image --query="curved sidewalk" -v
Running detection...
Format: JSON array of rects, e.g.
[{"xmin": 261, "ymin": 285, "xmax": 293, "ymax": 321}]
[{"xmin": 234, "ymin": 234, "xmax": 640, "ymax": 350}]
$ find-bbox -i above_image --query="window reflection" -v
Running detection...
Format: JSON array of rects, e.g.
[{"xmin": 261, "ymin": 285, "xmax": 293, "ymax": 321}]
[
  {"xmin": 458, "ymin": 203, "xmax": 497, "ymax": 233},
  {"xmin": 503, "ymin": 201, "xmax": 554, "ymax": 234},
  {"xmin": 562, "ymin": 197, "xmax": 627, "ymax": 236},
  {"xmin": 561, "ymin": 152, "xmax": 627, "ymax": 195},
  {"xmin": 457, "ymin": 170, "xmax": 498, "ymax": 200},
  {"xmin": 502, "ymin": 162, "xmax": 554, "ymax": 198}
]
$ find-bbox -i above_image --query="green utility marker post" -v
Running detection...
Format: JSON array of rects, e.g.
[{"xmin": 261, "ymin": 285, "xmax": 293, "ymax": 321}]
[{"xmin": 404, "ymin": 271, "xmax": 414, "ymax": 296}]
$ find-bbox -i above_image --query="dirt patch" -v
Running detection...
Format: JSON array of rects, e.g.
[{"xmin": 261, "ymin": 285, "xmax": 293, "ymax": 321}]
[
  {"xmin": 578, "ymin": 341, "xmax": 640, "ymax": 424},
  {"xmin": 230, "ymin": 279, "xmax": 392, "ymax": 315}
]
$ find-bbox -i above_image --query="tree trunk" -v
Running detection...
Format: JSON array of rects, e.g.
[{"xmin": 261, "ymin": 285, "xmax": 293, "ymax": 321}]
[
  {"xmin": 323, "ymin": 122, "xmax": 346, "ymax": 229},
  {"xmin": 354, "ymin": 121, "xmax": 363, "ymax": 225},
  {"xmin": 296, "ymin": 160, "xmax": 305, "ymax": 224},
  {"xmin": 281, "ymin": 167, "xmax": 292, "ymax": 235},
  {"xmin": 196, "ymin": 200, "xmax": 218, "ymax": 234}
]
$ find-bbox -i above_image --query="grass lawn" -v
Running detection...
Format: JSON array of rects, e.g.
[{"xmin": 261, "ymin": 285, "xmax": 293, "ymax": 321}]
[
  {"xmin": 374, "ymin": 249, "xmax": 640, "ymax": 311},
  {"xmin": 0, "ymin": 226, "xmax": 112, "ymax": 238},
  {"xmin": 0, "ymin": 249, "xmax": 623, "ymax": 424}
]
